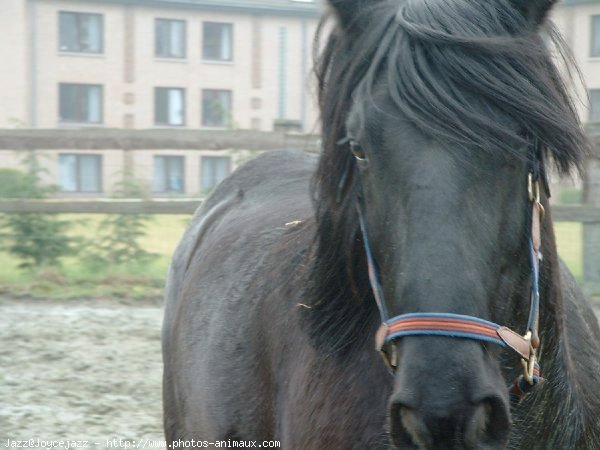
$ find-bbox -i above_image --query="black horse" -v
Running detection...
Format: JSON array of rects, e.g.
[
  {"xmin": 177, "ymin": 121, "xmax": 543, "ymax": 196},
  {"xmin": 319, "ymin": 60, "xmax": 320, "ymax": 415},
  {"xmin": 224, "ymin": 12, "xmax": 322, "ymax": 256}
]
[{"xmin": 162, "ymin": 0, "xmax": 600, "ymax": 448}]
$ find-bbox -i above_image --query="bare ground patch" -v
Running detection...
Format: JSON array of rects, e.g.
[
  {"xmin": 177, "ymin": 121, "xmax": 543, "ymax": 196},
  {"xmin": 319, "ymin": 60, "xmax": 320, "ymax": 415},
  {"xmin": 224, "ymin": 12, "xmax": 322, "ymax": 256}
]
[
  {"xmin": 1, "ymin": 296, "xmax": 598, "ymax": 449},
  {"xmin": 0, "ymin": 297, "xmax": 165, "ymax": 449}
]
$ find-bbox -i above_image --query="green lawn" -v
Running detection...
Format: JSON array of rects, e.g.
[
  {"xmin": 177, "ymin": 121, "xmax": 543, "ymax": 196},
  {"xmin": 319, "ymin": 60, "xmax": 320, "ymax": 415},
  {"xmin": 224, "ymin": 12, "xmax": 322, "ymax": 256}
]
[
  {"xmin": 0, "ymin": 216, "xmax": 584, "ymax": 299},
  {"xmin": 0, "ymin": 214, "xmax": 191, "ymax": 299},
  {"xmin": 554, "ymin": 222, "xmax": 583, "ymax": 282}
]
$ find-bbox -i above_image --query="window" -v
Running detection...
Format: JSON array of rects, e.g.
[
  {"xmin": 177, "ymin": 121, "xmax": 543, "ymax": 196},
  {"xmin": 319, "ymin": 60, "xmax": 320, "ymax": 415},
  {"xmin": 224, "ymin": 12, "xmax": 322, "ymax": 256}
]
[
  {"xmin": 201, "ymin": 89, "xmax": 232, "ymax": 127},
  {"xmin": 592, "ymin": 16, "xmax": 600, "ymax": 57},
  {"xmin": 202, "ymin": 22, "xmax": 233, "ymax": 61},
  {"xmin": 58, "ymin": 154, "xmax": 102, "ymax": 192},
  {"xmin": 590, "ymin": 89, "xmax": 600, "ymax": 122},
  {"xmin": 59, "ymin": 11, "xmax": 103, "ymax": 53},
  {"xmin": 155, "ymin": 19, "xmax": 186, "ymax": 58},
  {"xmin": 201, "ymin": 156, "xmax": 231, "ymax": 191},
  {"xmin": 59, "ymin": 83, "xmax": 103, "ymax": 123},
  {"xmin": 153, "ymin": 156, "xmax": 184, "ymax": 193},
  {"xmin": 155, "ymin": 88, "xmax": 185, "ymax": 126}
]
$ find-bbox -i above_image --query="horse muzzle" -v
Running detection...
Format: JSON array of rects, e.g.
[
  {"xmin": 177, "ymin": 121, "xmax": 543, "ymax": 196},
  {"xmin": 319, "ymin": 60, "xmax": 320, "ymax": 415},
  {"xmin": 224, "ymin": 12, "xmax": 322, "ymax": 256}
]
[{"xmin": 388, "ymin": 337, "xmax": 511, "ymax": 450}]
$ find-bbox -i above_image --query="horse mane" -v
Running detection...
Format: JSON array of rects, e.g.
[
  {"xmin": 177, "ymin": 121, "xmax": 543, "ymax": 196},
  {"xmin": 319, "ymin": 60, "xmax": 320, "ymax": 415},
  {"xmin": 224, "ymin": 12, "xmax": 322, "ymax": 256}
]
[
  {"xmin": 510, "ymin": 235, "xmax": 600, "ymax": 448},
  {"xmin": 307, "ymin": 0, "xmax": 592, "ymax": 350},
  {"xmin": 305, "ymin": 0, "xmax": 589, "ymax": 353},
  {"xmin": 304, "ymin": 0, "xmax": 599, "ymax": 444}
]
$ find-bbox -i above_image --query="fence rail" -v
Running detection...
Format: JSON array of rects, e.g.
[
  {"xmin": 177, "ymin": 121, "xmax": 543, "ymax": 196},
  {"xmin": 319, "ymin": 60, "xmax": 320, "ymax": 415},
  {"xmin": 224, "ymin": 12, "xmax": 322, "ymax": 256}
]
[
  {"xmin": 0, "ymin": 129, "xmax": 320, "ymax": 152},
  {"xmin": 0, "ymin": 199, "xmax": 201, "ymax": 215},
  {"xmin": 0, "ymin": 199, "xmax": 599, "ymax": 222},
  {"xmin": 0, "ymin": 199, "xmax": 598, "ymax": 295}
]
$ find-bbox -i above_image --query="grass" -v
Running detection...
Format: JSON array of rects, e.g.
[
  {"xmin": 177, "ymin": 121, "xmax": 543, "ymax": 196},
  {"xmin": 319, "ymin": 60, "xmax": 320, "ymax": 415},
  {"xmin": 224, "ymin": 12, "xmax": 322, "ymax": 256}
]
[
  {"xmin": 558, "ymin": 188, "xmax": 583, "ymax": 205},
  {"xmin": 0, "ymin": 215, "xmax": 585, "ymax": 300},
  {"xmin": 554, "ymin": 222, "xmax": 583, "ymax": 283},
  {"xmin": 0, "ymin": 214, "xmax": 191, "ymax": 299}
]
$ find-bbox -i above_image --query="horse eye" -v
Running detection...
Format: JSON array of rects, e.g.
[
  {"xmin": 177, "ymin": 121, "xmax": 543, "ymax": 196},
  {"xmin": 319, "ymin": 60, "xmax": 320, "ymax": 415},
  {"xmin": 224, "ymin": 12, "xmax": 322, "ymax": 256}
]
[{"xmin": 350, "ymin": 140, "xmax": 367, "ymax": 162}]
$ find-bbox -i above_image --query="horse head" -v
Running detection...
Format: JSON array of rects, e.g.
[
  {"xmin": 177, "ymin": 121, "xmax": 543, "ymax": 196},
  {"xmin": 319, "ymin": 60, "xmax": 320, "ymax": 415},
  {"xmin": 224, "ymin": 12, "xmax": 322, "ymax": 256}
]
[{"xmin": 316, "ymin": 0, "xmax": 588, "ymax": 448}]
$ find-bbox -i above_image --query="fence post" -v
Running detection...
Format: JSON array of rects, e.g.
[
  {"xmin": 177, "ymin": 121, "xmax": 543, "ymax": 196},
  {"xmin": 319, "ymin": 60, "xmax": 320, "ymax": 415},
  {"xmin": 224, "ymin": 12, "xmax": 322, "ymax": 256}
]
[{"xmin": 583, "ymin": 137, "xmax": 600, "ymax": 297}]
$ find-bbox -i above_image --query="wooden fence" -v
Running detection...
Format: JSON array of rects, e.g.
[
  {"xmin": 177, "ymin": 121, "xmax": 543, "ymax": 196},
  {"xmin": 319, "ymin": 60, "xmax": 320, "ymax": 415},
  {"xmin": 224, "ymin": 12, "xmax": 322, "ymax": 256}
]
[
  {"xmin": 0, "ymin": 199, "xmax": 201, "ymax": 215},
  {"xmin": 0, "ymin": 199, "xmax": 598, "ymax": 295},
  {"xmin": 0, "ymin": 199, "xmax": 597, "ymax": 220},
  {"xmin": 0, "ymin": 128, "xmax": 597, "ymax": 293},
  {"xmin": 0, "ymin": 129, "xmax": 320, "ymax": 151}
]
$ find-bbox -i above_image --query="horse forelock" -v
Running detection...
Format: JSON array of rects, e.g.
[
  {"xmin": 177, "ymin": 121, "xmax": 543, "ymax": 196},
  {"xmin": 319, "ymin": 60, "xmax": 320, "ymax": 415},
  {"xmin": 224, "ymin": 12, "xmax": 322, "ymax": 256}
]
[
  {"xmin": 308, "ymin": 0, "xmax": 600, "ymax": 442},
  {"xmin": 314, "ymin": 0, "xmax": 589, "ymax": 210}
]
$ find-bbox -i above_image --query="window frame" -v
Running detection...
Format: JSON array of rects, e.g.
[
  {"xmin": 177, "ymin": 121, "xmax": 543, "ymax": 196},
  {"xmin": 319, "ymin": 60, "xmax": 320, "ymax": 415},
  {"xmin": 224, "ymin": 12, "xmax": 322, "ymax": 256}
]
[
  {"xmin": 592, "ymin": 15, "xmax": 600, "ymax": 58},
  {"xmin": 200, "ymin": 155, "xmax": 231, "ymax": 191},
  {"xmin": 58, "ymin": 11, "xmax": 104, "ymax": 54},
  {"xmin": 58, "ymin": 83, "xmax": 103, "ymax": 124},
  {"xmin": 202, "ymin": 22, "xmax": 234, "ymax": 62},
  {"xmin": 58, "ymin": 153, "xmax": 103, "ymax": 193},
  {"xmin": 155, "ymin": 18, "xmax": 187, "ymax": 59},
  {"xmin": 201, "ymin": 89, "xmax": 233, "ymax": 128},
  {"xmin": 154, "ymin": 87, "xmax": 186, "ymax": 127},
  {"xmin": 153, "ymin": 155, "xmax": 185, "ymax": 193},
  {"xmin": 590, "ymin": 89, "xmax": 600, "ymax": 122}
]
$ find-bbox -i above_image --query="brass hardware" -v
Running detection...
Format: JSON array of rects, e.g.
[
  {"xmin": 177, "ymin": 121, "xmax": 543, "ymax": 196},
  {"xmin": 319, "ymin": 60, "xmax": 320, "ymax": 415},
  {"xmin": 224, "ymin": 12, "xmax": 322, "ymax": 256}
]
[
  {"xmin": 528, "ymin": 173, "xmax": 540, "ymax": 203},
  {"xmin": 519, "ymin": 331, "xmax": 537, "ymax": 385},
  {"xmin": 529, "ymin": 173, "xmax": 545, "ymax": 222}
]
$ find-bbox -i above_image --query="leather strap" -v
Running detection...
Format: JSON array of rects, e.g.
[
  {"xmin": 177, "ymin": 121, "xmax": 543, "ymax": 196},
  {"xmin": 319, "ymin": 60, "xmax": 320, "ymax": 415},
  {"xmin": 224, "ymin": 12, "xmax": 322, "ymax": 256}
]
[
  {"xmin": 497, "ymin": 326, "xmax": 531, "ymax": 360},
  {"xmin": 376, "ymin": 315, "xmax": 533, "ymax": 361}
]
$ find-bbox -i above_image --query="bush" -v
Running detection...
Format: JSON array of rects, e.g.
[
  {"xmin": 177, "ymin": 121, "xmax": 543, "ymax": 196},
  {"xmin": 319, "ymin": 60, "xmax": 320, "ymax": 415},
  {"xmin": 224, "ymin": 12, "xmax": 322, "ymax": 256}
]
[
  {"xmin": 0, "ymin": 168, "xmax": 46, "ymax": 198},
  {"xmin": 0, "ymin": 166, "xmax": 76, "ymax": 269},
  {"xmin": 86, "ymin": 178, "xmax": 157, "ymax": 266}
]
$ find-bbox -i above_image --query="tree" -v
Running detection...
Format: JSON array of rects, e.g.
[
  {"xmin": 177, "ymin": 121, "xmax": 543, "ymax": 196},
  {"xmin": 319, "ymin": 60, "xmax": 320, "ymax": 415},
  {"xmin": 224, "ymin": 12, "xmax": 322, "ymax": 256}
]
[
  {"xmin": 87, "ymin": 177, "xmax": 157, "ymax": 266},
  {"xmin": 0, "ymin": 155, "xmax": 76, "ymax": 269}
]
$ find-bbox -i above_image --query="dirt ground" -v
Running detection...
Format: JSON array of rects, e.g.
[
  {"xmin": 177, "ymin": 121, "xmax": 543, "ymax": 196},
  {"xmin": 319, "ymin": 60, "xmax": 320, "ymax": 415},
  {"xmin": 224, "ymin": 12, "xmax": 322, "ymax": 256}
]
[
  {"xmin": 1, "ymin": 296, "xmax": 599, "ymax": 449},
  {"xmin": 0, "ymin": 297, "xmax": 165, "ymax": 449}
]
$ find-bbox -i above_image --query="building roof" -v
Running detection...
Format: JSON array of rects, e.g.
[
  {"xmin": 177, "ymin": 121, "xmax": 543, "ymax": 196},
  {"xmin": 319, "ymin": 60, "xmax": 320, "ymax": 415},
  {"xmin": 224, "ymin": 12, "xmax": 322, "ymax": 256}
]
[
  {"xmin": 560, "ymin": 0, "xmax": 600, "ymax": 6},
  {"xmin": 74, "ymin": 0, "xmax": 322, "ymax": 17},
  {"xmin": 61, "ymin": 0, "xmax": 599, "ymax": 16}
]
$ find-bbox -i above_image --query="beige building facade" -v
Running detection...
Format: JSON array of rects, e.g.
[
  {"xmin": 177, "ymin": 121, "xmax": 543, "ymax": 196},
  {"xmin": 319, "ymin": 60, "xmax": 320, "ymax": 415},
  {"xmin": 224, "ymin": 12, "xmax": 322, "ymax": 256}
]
[
  {"xmin": 1, "ymin": 0, "xmax": 320, "ymax": 132},
  {"xmin": 0, "ymin": 146, "xmax": 257, "ymax": 197},
  {"xmin": 0, "ymin": 0, "xmax": 320, "ymax": 197},
  {"xmin": 1, "ymin": 0, "xmax": 599, "ymax": 198},
  {"xmin": 554, "ymin": 0, "xmax": 600, "ymax": 125}
]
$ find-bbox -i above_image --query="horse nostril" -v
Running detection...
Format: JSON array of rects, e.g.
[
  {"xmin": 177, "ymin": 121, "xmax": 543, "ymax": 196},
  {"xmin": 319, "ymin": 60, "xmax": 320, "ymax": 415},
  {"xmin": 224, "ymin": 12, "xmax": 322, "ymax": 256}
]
[
  {"xmin": 389, "ymin": 401, "xmax": 428, "ymax": 450},
  {"xmin": 469, "ymin": 396, "xmax": 511, "ymax": 448},
  {"xmin": 390, "ymin": 395, "xmax": 510, "ymax": 449},
  {"xmin": 464, "ymin": 400, "xmax": 492, "ymax": 448}
]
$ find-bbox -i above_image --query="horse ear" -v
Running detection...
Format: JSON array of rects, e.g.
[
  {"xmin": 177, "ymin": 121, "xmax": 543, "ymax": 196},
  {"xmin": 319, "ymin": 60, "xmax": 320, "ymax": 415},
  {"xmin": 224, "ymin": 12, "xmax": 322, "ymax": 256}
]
[
  {"xmin": 510, "ymin": 0, "xmax": 558, "ymax": 29},
  {"xmin": 327, "ymin": 0, "xmax": 375, "ymax": 31}
]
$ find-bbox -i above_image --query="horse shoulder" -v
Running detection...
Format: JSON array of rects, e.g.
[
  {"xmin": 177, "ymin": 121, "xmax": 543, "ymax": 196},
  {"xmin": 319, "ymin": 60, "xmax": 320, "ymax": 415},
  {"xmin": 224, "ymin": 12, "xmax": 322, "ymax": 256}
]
[{"xmin": 162, "ymin": 150, "xmax": 317, "ymax": 440}]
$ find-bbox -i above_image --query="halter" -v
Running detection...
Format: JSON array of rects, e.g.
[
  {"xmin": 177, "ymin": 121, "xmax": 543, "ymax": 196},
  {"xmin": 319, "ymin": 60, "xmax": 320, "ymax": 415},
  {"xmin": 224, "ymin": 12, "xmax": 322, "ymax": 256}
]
[{"xmin": 350, "ymin": 138, "xmax": 547, "ymax": 400}]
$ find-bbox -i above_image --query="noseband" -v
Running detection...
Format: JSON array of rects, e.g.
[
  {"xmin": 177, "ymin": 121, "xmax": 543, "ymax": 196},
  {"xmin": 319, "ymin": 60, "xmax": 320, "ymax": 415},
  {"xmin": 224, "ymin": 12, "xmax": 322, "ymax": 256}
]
[{"xmin": 348, "ymin": 138, "xmax": 548, "ymax": 401}]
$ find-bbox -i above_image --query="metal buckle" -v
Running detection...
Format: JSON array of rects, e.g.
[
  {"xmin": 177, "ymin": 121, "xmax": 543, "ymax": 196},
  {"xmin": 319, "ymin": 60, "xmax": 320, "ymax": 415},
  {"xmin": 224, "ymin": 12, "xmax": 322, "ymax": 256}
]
[
  {"xmin": 528, "ymin": 173, "xmax": 545, "ymax": 222},
  {"xmin": 519, "ymin": 331, "xmax": 537, "ymax": 385},
  {"xmin": 376, "ymin": 325, "xmax": 398, "ymax": 370},
  {"xmin": 528, "ymin": 173, "xmax": 539, "ymax": 203},
  {"xmin": 379, "ymin": 342, "xmax": 398, "ymax": 370}
]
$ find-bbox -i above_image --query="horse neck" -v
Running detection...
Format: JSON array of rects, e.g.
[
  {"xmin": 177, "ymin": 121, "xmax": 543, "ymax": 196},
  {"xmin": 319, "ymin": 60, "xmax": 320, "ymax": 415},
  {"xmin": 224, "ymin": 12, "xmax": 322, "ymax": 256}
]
[
  {"xmin": 511, "ymin": 210, "xmax": 600, "ymax": 449},
  {"xmin": 304, "ymin": 203, "xmax": 379, "ymax": 355}
]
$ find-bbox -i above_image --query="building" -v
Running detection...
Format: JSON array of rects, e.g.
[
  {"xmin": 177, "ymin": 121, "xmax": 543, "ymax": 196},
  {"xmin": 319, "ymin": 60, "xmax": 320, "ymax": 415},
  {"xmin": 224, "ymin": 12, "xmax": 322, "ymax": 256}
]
[
  {"xmin": 1, "ymin": 0, "xmax": 321, "ymax": 131},
  {"xmin": 554, "ymin": 0, "xmax": 600, "ymax": 126},
  {"xmin": 0, "ymin": 0, "xmax": 321, "ymax": 196},
  {"xmin": 0, "ymin": 0, "xmax": 599, "ymax": 198}
]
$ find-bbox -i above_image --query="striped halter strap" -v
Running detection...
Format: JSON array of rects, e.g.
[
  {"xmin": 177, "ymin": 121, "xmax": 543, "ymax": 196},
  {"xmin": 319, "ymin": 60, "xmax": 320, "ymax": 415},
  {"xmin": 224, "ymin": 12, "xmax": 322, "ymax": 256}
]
[{"xmin": 356, "ymin": 139, "xmax": 547, "ymax": 398}]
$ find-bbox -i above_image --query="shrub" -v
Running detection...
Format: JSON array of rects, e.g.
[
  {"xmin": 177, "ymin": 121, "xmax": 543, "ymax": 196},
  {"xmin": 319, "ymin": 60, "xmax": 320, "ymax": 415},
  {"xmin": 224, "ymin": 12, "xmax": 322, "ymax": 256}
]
[
  {"xmin": 0, "ymin": 166, "xmax": 76, "ymax": 269},
  {"xmin": 87, "ymin": 178, "xmax": 157, "ymax": 266}
]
